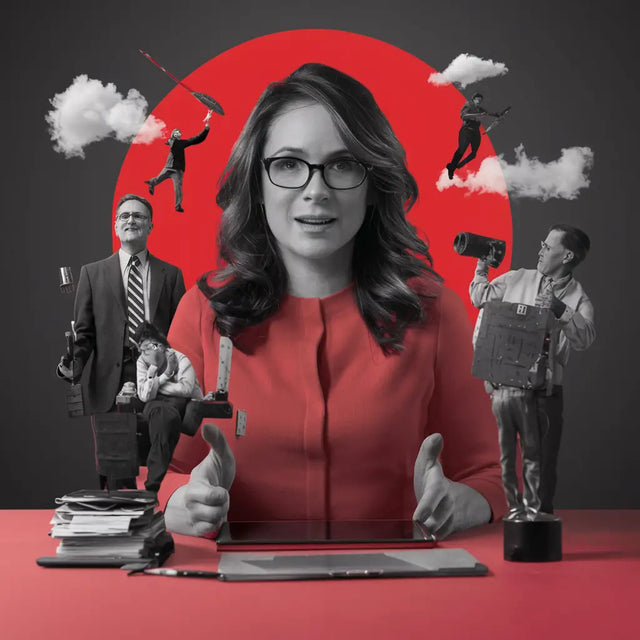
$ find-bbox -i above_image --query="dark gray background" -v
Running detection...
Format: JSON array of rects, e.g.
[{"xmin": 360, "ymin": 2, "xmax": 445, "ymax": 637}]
[{"xmin": 2, "ymin": 1, "xmax": 638, "ymax": 508}]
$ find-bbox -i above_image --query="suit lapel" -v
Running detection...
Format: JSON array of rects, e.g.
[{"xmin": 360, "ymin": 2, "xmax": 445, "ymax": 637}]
[
  {"xmin": 148, "ymin": 253, "xmax": 165, "ymax": 321},
  {"xmin": 106, "ymin": 253, "xmax": 127, "ymax": 319}
]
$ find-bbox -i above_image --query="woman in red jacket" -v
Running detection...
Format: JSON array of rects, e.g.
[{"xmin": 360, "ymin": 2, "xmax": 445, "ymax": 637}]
[{"xmin": 162, "ymin": 63, "xmax": 506, "ymax": 537}]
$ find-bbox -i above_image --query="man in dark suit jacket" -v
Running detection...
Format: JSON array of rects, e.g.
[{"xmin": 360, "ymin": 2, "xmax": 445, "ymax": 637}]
[
  {"xmin": 58, "ymin": 193, "xmax": 185, "ymax": 488},
  {"xmin": 144, "ymin": 111, "xmax": 211, "ymax": 212}
]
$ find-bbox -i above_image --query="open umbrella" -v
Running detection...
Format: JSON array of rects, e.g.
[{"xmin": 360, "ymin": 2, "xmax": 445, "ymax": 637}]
[{"xmin": 139, "ymin": 49, "xmax": 224, "ymax": 116}]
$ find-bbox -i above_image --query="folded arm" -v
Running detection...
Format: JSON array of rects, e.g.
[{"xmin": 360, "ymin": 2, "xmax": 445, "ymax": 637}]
[{"xmin": 137, "ymin": 351, "xmax": 199, "ymax": 401}]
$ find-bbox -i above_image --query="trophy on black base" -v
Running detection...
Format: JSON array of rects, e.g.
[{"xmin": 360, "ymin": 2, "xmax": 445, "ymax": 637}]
[{"xmin": 472, "ymin": 300, "xmax": 562, "ymax": 562}]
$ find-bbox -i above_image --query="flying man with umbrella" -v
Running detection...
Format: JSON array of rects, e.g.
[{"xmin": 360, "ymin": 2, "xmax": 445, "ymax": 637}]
[
  {"xmin": 140, "ymin": 50, "xmax": 224, "ymax": 213},
  {"xmin": 145, "ymin": 110, "xmax": 212, "ymax": 212}
]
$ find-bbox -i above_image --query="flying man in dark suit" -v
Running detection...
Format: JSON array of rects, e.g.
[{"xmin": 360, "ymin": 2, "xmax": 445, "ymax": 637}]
[{"xmin": 144, "ymin": 110, "xmax": 212, "ymax": 212}]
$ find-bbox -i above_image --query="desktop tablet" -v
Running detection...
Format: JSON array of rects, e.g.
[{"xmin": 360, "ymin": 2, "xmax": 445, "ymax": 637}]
[
  {"xmin": 217, "ymin": 549, "xmax": 488, "ymax": 581},
  {"xmin": 216, "ymin": 520, "xmax": 437, "ymax": 550}
]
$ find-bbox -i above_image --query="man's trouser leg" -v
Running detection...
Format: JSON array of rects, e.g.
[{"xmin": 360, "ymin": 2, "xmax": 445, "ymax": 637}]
[
  {"xmin": 149, "ymin": 168, "xmax": 175, "ymax": 188},
  {"xmin": 456, "ymin": 129, "xmax": 481, "ymax": 169},
  {"xmin": 491, "ymin": 387, "xmax": 522, "ymax": 511},
  {"xmin": 450, "ymin": 128, "xmax": 473, "ymax": 169},
  {"xmin": 536, "ymin": 386, "xmax": 564, "ymax": 513},
  {"xmin": 142, "ymin": 396, "xmax": 186, "ymax": 493},
  {"xmin": 171, "ymin": 170, "xmax": 184, "ymax": 209},
  {"xmin": 517, "ymin": 390, "xmax": 542, "ymax": 513},
  {"xmin": 93, "ymin": 413, "xmax": 138, "ymax": 490},
  {"xmin": 96, "ymin": 354, "xmax": 138, "ymax": 490}
]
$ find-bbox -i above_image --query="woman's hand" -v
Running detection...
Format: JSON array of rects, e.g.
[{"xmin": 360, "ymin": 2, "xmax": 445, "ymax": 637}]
[
  {"xmin": 413, "ymin": 433, "xmax": 491, "ymax": 539},
  {"xmin": 163, "ymin": 423, "xmax": 236, "ymax": 537}
]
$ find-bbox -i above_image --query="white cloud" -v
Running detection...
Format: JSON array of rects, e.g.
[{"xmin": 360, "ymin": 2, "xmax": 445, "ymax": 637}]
[
  {"xmin": 436, "ymin": 156, "xmax": 508, "ymax": 196},
  {"xmin": 45, "ymin": 75, "xmax": 166, "ymax": 158},
  {"xmin": 429, "ymin": 54, "xmax": 508, "ymax": 89},
  {"xmin": 436, "ymin": 145, "xmax": 595, "ymax": 201}
]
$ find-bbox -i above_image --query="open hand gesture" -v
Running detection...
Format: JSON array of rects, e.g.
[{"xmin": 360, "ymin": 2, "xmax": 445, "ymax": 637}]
[{"xmin": 413, "ymin": 433, "xmax": 491, "ymax": 539}]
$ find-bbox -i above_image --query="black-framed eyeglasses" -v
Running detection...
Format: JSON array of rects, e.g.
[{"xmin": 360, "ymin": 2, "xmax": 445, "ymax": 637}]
[
  {"xmin": 140, "ymin": 342, "xmax": 166, "ymax": 354},
  {"xmin": 117, "ymin": 212, "xmax": 150, "ymax": 222},
  {"xmin": 262, "ymin": 156, "xmax": 370, "ymax": 190}
]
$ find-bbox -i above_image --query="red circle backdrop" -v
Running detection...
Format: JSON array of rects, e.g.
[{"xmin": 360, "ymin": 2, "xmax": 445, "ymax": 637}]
[{"xmin": 114, "ymin": 30, "xmax": 511, "ymax": 320}]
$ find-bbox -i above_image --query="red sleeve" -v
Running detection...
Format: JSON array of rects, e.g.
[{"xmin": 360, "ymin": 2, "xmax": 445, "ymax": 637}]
[
  {"xmin": 165, "ymin": 285, "xmax": 212, "ymax": 478},
  {"xmin": 167, "ymin": 285, "xmax": 208, "ymax": 390},
  {"xmin": 429, "ymin": 287, "xmax": 507, "ymax": 521}
]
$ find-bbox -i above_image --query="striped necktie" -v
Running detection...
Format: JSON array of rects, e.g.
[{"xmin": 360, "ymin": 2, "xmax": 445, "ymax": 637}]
[
  {"xmin": 535, "ymin": 275, "xmax": 554, "ymax": 308},
  {"xmin": 127, "ymin": 256, "xmax": 144, "ymax": 347}
]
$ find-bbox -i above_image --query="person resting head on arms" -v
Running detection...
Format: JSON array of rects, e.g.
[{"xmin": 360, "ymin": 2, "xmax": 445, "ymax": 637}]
[
  {"xmin": 134, "ymin": 321, "xmax": 202, "ymax": 494},
  {"xmin": 136, "ymin": 321, "xmax": 203, "ymax": 403},
  {"xmin": 162, "ymin": 62, "xmax": 506, "ymax": 538}
]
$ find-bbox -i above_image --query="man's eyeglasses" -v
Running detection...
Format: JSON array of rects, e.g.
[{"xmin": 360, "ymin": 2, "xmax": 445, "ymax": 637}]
[
  {"xmin": 262, "ymin": 157, "xmax": 370, "ymax": 190},
  {"xmin": 117, "ymin": 212, "xmax": 149, "ymax": 222},
  {"xmin": 140, "ymin": 342, "xmax": 166, "ymax": 354}
]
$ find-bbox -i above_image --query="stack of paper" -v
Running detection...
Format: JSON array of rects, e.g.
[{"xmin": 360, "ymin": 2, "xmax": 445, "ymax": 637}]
[{"xmin": 48, "ymin": 490, "xmax": 172, "ymax": 561}]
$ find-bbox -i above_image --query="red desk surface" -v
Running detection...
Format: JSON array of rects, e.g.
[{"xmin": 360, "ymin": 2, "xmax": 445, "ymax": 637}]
[{"xmin": 1, "ymin": 509, "xmax": 638, "ymax": 640}]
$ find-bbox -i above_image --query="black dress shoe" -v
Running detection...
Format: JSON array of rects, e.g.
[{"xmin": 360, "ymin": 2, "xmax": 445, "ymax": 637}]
[
  {"xmin": 144, "ymin": 180, "xmax": 154, "ymax": 195},
  {"xmin": 446, "ymin": 163, "xmax": 454, "ymax": 180},
  {"xmin": 175, "ymin": 206, "xmax": 184, "ymax": 212}
]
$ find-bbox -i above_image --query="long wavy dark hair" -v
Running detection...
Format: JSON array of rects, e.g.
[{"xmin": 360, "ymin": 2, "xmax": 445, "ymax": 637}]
[{"xmin": 199, "ymin": 62, "xmax": 441, "ymax": 353}]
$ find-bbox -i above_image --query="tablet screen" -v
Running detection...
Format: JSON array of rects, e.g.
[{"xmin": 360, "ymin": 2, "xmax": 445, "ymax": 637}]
[{"xmin": 216, "ymin": 520, "xmax": 437, "ymax": 546}]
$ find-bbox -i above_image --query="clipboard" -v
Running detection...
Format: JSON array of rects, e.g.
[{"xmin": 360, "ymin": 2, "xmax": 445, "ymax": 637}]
[{"xmin": 215, "ymin": 549, "xmax": 488, "ymax": 581}]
